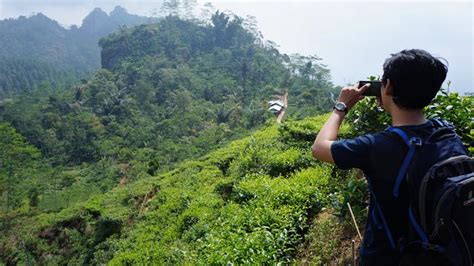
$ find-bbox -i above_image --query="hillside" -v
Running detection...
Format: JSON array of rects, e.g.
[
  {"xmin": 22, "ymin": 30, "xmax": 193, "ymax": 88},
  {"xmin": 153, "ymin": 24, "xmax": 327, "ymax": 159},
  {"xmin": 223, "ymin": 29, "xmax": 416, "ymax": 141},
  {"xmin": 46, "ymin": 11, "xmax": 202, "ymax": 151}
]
[
  {"xmin": 0, "ymin": 6, "xmax": 159, "ymax": 98},
  {"xmin": 0, "ymin": 12, "xmax": 339, "ymax": 246},
  {"xmin": 1, "ymin": 95, "xmax": 471, "ymax": 264},
  {"xmin": 0, "ymin": 113, "xmax": 364, "ymax": 264}
]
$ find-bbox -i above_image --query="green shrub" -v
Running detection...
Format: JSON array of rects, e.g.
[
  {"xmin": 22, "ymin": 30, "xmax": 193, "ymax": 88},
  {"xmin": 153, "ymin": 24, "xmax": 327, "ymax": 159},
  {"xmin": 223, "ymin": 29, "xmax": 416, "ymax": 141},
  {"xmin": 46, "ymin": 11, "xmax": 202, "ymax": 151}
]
[
  {"xmin": 427, "ymin": 92, "xmax": 473, "ymax": 149},
  {"xmin": 346, "ymin": 97, "xmax": 390, "ymax": 136},
  {"xmin": 279, "ymin": 113, "xmax": 351, "ymax": 148}
]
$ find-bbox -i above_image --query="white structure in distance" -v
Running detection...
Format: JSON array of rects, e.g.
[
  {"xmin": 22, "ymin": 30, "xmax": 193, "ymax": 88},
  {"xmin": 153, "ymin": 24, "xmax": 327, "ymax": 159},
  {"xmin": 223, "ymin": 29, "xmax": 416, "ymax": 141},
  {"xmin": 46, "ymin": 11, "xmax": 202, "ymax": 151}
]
[{"xmin": 268, "ymin": 100, "xmax": 285, "ymax": 114}]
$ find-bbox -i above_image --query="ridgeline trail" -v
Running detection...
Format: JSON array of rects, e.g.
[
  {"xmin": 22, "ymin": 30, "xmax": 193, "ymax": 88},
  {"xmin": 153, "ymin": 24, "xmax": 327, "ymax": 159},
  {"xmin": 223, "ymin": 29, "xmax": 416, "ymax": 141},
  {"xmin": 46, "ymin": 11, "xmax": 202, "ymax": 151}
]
[{"xmin": 277, "ymin": 91, "xmax": 288, "ymax": 123}]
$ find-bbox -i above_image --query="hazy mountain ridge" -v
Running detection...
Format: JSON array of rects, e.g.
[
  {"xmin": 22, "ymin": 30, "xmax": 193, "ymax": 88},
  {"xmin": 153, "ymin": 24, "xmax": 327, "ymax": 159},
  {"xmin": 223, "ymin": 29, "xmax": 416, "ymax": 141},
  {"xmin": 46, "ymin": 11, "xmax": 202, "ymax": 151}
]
[{"xmin": 0, "ymin": 6, "xmax": 159, "ymax": 98}]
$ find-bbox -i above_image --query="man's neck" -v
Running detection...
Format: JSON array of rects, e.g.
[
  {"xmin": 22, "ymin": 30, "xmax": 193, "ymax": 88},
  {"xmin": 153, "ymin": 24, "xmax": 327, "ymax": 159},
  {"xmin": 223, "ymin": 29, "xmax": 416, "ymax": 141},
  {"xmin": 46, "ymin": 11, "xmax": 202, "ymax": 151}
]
[{"xmin": 391, "ymin": 108, "xmax": 427, "ymax": 127}]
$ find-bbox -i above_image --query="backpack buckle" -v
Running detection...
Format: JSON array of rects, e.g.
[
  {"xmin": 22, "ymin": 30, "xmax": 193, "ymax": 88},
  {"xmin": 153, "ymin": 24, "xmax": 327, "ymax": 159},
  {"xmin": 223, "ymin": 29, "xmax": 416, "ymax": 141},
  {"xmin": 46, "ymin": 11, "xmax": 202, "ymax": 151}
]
[
  {"xmin": 421, "ymin": 243, "xmax": 445, "ymax": 253},
  {"xmin": 409, "ymin": 137, "xmax": 422, "ymax": 147}
]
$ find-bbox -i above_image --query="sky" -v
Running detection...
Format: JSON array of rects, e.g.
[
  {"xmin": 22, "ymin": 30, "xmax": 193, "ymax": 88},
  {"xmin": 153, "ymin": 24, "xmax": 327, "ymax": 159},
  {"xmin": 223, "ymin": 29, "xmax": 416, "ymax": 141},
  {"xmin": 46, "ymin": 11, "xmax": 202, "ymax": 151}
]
[{"xmin": 0, "ymin": 0, "xmax": 472, "ymax": 94}]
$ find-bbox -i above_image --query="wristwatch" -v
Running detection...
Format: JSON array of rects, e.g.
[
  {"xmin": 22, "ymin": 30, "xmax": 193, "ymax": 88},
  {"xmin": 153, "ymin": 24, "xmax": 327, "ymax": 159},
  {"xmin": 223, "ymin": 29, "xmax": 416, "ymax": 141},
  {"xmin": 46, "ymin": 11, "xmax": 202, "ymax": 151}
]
[{"xmin": 333, "ymin": 102, "xmax": 348, "ymax": 114}]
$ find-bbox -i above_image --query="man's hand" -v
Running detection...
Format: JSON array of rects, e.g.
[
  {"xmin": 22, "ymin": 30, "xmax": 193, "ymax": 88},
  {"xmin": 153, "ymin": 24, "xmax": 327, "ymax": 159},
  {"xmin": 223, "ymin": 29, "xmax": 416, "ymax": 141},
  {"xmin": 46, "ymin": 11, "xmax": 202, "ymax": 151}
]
[
  {"xmin": 337, "ymin": 83, "xmax": 370, "ymax": 110},
  {"xmin": 311, "ymin": 82, "xmax": 370, "ymax": 164}
]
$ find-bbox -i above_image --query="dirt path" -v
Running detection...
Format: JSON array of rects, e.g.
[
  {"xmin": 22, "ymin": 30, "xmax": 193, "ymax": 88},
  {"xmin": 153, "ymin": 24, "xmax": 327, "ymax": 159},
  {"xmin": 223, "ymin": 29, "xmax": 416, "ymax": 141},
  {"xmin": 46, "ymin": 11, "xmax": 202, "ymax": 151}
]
[
  {"xmin": 297, "ymin": 209, "xmax": 363, "ymax": 265},
  {"xmin": 276, "ymin": 91, "xmax": 288, "ymax": 123}
]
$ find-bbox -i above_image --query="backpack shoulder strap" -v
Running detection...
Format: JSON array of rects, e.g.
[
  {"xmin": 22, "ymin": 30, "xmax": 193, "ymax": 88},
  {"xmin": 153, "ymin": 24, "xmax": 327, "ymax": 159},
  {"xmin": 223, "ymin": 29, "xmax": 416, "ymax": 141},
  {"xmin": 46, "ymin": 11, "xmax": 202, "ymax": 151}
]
[
  {"xmin": 386, "ymin": 126, "xmax": 423, "ymax": 198},
  {"xmin": 367, "ymin": 185, "xmax": 397, "ymax": 249},
  {"xmin": 365, "ymin": 126, "xmax": 423, "ymax": 250},
  {"xmin": 426, "ymin": 118, "xmax": 457, "ymax": 143},
  {"xmin": 430, "ymin": 117, "xmax": 454, "ymax": 129},
  {"xmin": 386, "ymin": 126, "xmax": 432, "ymax": 247},
  {"xmin": 430, "ymin": 117, "xmax": 445, "ymax": 128}
]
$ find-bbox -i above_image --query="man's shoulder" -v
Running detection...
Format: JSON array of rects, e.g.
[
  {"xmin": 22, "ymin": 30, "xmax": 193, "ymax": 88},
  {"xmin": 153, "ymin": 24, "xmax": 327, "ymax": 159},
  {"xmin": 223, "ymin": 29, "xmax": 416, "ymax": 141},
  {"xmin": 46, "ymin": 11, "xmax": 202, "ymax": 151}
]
[
  {"xmin": 331, "ymin": 131, "xmax": 403, "ymax": 171},
  {"xmin": 334, "ymin": 131, "xmax": 395, "ymax": 148},
  {"xmin": 360, "ymin": 131, "xmax": 396, "ymax": 145},
  {"xmin": 350, "ymin": 118, "xmax": 455, "ymax": 144}
]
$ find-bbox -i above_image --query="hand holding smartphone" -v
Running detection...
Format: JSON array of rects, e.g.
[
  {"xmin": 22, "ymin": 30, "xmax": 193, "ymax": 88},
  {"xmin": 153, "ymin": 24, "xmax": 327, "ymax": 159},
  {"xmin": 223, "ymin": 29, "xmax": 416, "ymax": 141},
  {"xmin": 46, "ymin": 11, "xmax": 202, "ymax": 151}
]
[{"xmin": 359, "ymin": 81, "xmax": 382, "ymax": 97}]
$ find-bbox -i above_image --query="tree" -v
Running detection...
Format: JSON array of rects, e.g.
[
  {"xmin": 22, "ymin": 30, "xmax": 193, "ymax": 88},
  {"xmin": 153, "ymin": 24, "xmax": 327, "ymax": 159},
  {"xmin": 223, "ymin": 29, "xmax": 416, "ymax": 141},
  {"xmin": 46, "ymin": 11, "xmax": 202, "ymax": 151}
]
[
  {"xmin": 182, "ymin": 0, "xmax": 197, "ymax": 20},
  {"xmin": 199, "ymin": 2, "xmax": 215, "ymax": 24},
  {"xmin": 0, "ymin": 123, "xmax": 39, "ymax": 213},
  {"xmin": 161, "ymin": 0, "xmax": 181, "ymax": 17}
]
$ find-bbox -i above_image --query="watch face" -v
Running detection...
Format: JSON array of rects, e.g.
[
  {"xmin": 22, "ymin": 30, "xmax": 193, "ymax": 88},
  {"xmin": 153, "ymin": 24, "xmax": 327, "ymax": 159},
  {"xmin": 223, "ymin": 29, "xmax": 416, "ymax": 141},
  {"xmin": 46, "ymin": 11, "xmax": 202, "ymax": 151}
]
[{"xmin": 335, "ymin": 102, "xmax": 346, "ymax": 110}]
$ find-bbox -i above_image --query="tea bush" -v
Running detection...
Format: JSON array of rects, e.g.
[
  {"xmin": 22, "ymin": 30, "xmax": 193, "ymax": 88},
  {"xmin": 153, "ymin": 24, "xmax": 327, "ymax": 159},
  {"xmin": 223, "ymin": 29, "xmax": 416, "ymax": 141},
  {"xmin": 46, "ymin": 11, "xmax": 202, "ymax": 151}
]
[{"xmin": 427, "ymin": 91, "xmax": 473, "ymax": 150}]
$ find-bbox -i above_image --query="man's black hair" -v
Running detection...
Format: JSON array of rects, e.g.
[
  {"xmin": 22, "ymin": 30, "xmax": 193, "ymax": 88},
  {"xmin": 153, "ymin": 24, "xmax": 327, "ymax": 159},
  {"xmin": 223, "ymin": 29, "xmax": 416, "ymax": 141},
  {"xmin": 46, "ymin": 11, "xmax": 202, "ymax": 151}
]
[{"xmin": 382, "ymin": 49, "xmax": 448, "ymax": 109}]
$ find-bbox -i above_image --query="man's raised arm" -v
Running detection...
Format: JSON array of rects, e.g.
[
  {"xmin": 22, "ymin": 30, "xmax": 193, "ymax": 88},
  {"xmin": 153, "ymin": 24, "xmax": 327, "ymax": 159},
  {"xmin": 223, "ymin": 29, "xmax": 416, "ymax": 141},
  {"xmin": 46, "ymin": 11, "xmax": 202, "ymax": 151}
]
[{"xmin": 311, "ymin": 83, "xmax": 369, "ymax": 163}]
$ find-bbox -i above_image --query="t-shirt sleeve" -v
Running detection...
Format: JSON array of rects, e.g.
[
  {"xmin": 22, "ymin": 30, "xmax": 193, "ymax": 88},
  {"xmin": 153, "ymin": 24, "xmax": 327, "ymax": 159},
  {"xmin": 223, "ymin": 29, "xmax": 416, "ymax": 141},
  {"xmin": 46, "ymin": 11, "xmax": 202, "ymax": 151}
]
[{"xmin": 331, "ymin": 134, "xmax": 374, "ymax": 170}]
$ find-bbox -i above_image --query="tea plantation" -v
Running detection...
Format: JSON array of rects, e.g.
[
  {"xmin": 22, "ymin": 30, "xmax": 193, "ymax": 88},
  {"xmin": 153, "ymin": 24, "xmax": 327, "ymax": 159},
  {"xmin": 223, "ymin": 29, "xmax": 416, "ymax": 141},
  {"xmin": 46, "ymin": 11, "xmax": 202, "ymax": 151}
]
[
  {"xmin": 2, "ymin": 92, "xmax": 471, "ymax": 264},
  {"xmin": 1, "ymin": 114, "xmax": 363, "ymax": 264}
]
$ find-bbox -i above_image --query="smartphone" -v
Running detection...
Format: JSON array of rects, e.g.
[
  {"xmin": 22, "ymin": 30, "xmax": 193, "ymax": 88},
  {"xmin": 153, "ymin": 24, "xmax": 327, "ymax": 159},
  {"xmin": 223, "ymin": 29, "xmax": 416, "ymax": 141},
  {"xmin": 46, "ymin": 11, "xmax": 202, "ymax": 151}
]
[{"xmin": 359, "ymin": 81, "xmax": 382, "ymax": 97}]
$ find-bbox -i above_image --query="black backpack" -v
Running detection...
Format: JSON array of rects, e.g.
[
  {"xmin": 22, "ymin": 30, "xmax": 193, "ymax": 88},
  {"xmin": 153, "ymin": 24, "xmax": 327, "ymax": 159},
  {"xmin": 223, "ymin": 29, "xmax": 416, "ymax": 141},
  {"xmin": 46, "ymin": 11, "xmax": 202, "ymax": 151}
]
[{"xmin": 376, "ymin": 118, "xmax": 474, "ymax": 265}]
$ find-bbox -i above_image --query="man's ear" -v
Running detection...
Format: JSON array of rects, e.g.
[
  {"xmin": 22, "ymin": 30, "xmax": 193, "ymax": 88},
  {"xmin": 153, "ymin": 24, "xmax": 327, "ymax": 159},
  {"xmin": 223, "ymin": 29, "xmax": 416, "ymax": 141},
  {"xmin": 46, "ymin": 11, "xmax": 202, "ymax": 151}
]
[{"xmin": 383, "ymin": 79, "xmax": 394, "ymax": 96}]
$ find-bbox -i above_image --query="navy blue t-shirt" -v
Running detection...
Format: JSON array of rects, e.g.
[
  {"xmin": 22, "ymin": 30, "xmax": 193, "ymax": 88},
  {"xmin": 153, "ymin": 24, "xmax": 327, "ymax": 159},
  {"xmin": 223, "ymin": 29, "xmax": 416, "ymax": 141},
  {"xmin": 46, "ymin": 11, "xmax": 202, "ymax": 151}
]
[{"xmin": 331, "ymin": 119, "xmax": 467, "ymax": 265}]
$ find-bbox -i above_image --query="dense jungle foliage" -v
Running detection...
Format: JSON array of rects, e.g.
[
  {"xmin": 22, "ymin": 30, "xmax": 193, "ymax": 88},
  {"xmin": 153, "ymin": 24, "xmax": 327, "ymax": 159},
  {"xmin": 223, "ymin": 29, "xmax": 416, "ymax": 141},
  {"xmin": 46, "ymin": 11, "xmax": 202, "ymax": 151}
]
[{"xmin": 0, "ymin": 3, "xmax": 472, "ymax": 264}]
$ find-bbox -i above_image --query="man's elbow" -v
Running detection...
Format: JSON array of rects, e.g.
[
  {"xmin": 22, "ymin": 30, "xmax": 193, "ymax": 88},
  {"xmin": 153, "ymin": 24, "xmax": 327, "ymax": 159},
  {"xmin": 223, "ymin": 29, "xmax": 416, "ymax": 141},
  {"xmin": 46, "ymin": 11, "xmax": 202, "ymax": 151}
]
[
  {"xmin": 311, "ymin": 143, "xmax": 321, "ymax": 160},
  {"xmin": 311, "ymin": 141, "xmax": 335, "ymax": 164}
]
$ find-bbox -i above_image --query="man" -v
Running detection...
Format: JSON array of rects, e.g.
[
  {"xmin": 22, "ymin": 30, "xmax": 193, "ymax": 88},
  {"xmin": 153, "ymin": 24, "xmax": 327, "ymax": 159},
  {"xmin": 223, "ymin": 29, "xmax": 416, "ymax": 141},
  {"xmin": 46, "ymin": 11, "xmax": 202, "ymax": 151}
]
[{"xmin": 311, "ymin": 49, "xmax": 468, "ymax": 265}]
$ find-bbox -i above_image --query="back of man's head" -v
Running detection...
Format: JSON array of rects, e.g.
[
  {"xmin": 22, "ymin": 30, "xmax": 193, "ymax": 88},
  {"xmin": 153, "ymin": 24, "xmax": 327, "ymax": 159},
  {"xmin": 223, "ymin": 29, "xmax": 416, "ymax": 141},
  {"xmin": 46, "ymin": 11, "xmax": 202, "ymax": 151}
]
[{"xmin": 382, "ymin": 49, "xmax": 448, "ymax": 109}]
